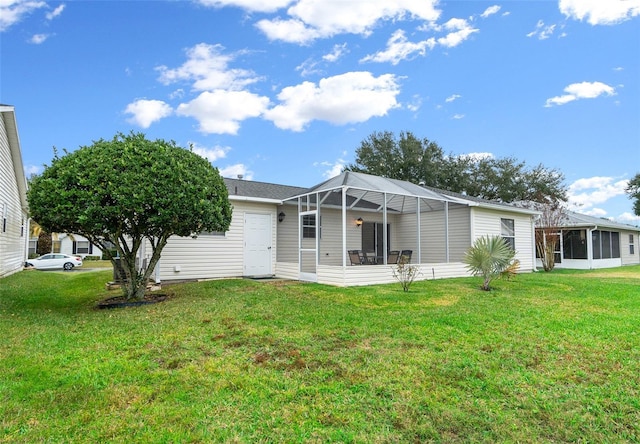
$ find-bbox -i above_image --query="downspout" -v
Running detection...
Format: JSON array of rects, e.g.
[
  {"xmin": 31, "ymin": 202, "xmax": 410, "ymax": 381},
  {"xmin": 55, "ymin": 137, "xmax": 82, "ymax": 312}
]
[{"xmin": 531, "ymin": 214, "xmax": 540, "ymax": 272}]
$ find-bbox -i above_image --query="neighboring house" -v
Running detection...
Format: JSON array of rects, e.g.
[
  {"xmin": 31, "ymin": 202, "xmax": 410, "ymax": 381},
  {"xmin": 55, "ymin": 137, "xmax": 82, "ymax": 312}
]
[
  {"xmin": 147, "ymin": 171, "xmax": 540, "ymax": 286},
  {"xmin": 536, "ymin": 211, "xmax": 640, "ymax": 270},
  {"xmin": 0, "ymin": 105, "xmax": 29, "ymax": 278},
  {"xmin": 29, "ymin": 233, "xmax": 103, "ymax": 259}
]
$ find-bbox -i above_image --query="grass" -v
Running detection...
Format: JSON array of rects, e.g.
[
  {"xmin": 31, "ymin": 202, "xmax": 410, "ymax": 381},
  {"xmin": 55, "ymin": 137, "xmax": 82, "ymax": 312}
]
[{"xmin": 1, "ymin": 266, "xmax": 639, "ymax": 443}]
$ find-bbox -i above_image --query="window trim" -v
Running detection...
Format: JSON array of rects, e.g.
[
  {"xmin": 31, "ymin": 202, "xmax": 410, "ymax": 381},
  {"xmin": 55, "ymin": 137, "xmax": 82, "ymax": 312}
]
[{"xmin": 500, "ymin": 218, "xmax": 515, "ymax": 250}]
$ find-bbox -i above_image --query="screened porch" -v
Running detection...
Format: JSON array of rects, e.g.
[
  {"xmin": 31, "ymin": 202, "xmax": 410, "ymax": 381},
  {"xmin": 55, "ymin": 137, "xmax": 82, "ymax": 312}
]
[{"xmin": 275, "ymin": 172, "xmax": 475, "ymax": 286}]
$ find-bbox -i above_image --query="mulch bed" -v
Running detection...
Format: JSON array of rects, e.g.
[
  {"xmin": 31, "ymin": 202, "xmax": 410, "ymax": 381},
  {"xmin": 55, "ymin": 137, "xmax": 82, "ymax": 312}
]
[{"xmin": 96, "ymin": 293, "xmax": 169, "ymax": 309}]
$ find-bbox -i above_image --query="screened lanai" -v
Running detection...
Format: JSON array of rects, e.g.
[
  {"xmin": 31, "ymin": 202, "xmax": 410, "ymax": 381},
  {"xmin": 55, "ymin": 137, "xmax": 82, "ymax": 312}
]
[{"xmin": 278, "ymin": 171, "xmax": 477, "ymax": 285}]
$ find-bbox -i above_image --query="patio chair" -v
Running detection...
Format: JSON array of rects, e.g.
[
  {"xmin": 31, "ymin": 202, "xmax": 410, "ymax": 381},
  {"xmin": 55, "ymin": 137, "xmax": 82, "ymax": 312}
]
[
  {"xmin": 348, "ymin": 250, "xmax": 364, "ymax": 265},
  {"xmin": 363, "ymin": 251, "xmax": 378, "ymax": 265},
  {"xmin": 387, "ymin": 250, "xmax": 400, "ymax": 264},
  {"xmin": 400, "ymin": 250, "xmax": 413, "ymax": 263}
]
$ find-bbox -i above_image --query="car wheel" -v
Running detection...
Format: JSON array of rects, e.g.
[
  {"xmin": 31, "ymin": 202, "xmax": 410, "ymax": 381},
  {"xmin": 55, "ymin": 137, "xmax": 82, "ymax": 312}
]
[
  {"xmin": 63, "ymin": 262, "xmax": 74, "ymax": 271},
  {"xmin": 25, "ymin": 262, "xmax": 33, "ymax": 268}
]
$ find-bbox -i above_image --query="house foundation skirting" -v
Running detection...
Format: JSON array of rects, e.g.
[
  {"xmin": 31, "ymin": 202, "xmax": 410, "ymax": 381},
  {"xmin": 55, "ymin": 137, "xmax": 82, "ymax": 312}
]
[{"xmin": 274, "ymin": 261, "xmax": 473, "ymax": 287}]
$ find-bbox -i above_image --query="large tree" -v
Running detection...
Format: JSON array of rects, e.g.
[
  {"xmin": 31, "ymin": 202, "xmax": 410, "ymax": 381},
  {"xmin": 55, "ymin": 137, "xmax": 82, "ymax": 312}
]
[
  {"xmin": 625, "ymin": 173, "xmax": 640, "ymax": 217},
  {"xmin": 28, "ymin": 132, "xmax": 232, "ymax": 300},
  {"xmin": 346, "ymin": 131, "xmax": 567, "ymax": 204}
]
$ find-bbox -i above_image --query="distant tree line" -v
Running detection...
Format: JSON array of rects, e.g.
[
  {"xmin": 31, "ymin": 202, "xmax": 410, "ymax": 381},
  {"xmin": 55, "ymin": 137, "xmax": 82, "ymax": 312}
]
[{"xmin": 345, "ymin": 131, "xmax": 567, "ymax": 205}]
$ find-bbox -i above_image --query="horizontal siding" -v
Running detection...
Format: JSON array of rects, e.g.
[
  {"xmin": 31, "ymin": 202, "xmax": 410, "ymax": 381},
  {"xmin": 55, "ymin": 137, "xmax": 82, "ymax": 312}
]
[
  {"xmin": 0, "ymin": 115, "xmax": 27, "ymax": 278},
  {"xmin": 318, "ymin": 262, "xmax": 474, "ymax": 287},
  {"xmin": 621, "ymin": 231, "xmax": 640, "ymax": 266},
  {"xmin": 472, "ymin": 207, "xmax": 536, "ymax": 271},
  {"xmin": 158, "ymin": 201, "xmax": 276, "ymax": 281}
]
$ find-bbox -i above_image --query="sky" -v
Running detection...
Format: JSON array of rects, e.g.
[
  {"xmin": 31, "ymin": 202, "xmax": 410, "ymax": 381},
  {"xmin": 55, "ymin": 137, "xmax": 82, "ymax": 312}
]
[{"xmin": 1, "ymin": 0, "xmax": 639, "ymax": 225}]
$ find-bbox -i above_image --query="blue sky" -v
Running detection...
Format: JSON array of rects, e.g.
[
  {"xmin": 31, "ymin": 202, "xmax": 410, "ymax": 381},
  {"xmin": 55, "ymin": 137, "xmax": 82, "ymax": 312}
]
[{"xmin": 2, "ymin": 0, "xmax": 639, "ymax": 224}]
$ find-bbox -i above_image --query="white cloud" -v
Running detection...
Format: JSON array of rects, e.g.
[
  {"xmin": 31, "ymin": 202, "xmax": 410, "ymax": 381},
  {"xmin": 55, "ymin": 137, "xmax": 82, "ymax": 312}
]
[
  {"xmin": 24, "ymin": 164, "xmax": 42, "ymax": 177},
  {"xmin": 45, "ymin": 3, "xmax": 65, "ymax": 20},
  {"xmin": 406, "ymin": 94, "xmax": 422, "ymax": 112},
  {"xmin": 195, "ymin": 0, "xmax": 292, "ymax": 13},
  {"xmin": 256, "ymin": 0, "xmax": 441, "ymax": 44},
  {"xmin": 583, "ymin": 207, "xmax": 607, "ymax": 217},
  {"xmin": 567, "ymin": 176, "xmax": 628, "ymax": 210},
  {"xmin": 459, "ymin": 152, "xmax": 493, "ymax": 161},
  {"xmin": 156, "ymin": 43, "xmax": 261, "ymax": 91},
  {"xmin": 445, "ymin": 94, "xmax": 461, "ymax": 103},
  {"xmin": 452, "ymin": 114, "xmax": 465, "ymax": 120},
  {"xmin": 545, "ymin": 81, "xmax": 616, "ymax": 107},
  {"xmin": 295, "ymin": 58, "xmax": 322, "ymax": 77},
  {"xmin": 0, "ymin": 0, "xmax": 47, "ymax": 32},
  {"xmin": 263, "ymin": 71, "xmax": 400, "ymax": 131},
  {"xmin": 323, "ymin": 43, "xmax": 348, "ymax": 62},
  {"xmin": 617, "ymin": 212, "xmax": 640, "ymax": 224},
  {"xmin": 559, "ymin": 0, "xmax": 640, "ymax": 25},
  {"xmin": 29, "ymin": 33, "xmax": 48, "ymax": 44},
  {"xmin": 437, "ymin": 18, "xmax": 479, "ymax": 48},
  {"xmin": 527, "ymin": 20, "xmax": 556, "ymax": 40},
  {"xmin": 360, "ymin": 29, "xmax": 436, "ymax": 65},
  {"xmin": 176, "ymin": 90, "xmax": 269, "ymax": 134},
  {"xmin": 315, "ymin": 152, "xmax": 347, "ymax": 179},
  {"xmin": 219, "ymin": 163, "xmax": 254, "ymax": 180},
  {"xmin": 189, "ymin": 142, "xmax": 231, "ymax": 163},
  {"xmin": 124, "ymin": 99, "xmax": 173, "ymax": 128},
  {"xmin": 481, "ymin": 5, "xmax": 501, "ymax": 18}
]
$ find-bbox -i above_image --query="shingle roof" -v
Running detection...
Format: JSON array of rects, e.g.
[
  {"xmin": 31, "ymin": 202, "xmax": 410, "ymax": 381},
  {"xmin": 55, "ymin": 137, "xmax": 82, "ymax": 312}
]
[
  {"xmin": 560, "ymin": 210, "xmax": 640, "ymax": 232},
  {"xmin": 224, "ymin": 177, "xmax": 307, "ymax": 200}
]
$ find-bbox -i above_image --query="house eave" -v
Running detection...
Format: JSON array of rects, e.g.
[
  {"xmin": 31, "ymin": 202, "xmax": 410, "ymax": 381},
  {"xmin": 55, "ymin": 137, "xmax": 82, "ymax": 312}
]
[{"xmin": 1, "ymin": 105, "xmax": 28, "ymax": 212}]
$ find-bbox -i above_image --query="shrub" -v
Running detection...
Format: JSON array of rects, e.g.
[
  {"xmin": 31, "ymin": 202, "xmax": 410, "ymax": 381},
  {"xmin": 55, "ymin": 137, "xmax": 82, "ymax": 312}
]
[
  {"xmin": 391, "ymin": 256, "xmax": 421, "ymax": 292},
  {"xmin": 464, "ymin": 235, "xmax": 517, "ymax": 291}
]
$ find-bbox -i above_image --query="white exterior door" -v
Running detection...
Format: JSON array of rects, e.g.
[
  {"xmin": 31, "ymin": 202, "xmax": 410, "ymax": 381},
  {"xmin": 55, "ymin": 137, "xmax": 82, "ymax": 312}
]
[{"xmin": 244, "ymin": 213, "xmax": 273, "ymax": 277}]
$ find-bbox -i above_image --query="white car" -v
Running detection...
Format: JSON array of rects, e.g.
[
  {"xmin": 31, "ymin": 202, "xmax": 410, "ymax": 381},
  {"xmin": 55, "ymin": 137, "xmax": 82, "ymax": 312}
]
[{"xmin": 26, "ymin": 254, "xmax": 83, "ymax": 271}]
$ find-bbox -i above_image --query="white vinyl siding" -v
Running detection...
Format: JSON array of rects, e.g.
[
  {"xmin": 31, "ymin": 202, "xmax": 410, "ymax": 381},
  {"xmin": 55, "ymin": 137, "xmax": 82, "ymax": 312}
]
[
  {"xmin": 0, "ymin": 113, "xmax": 28, "ymax": 278},
  {"xmin": 156, "ymin": 200, "xmax": 277, "ymax": 281},
  {"xmin": 471, "ymin": 207, "xmax": 535, "ymax": 271},
  {"xmin": 621, "ymin": 231, "xmax": 640, "ymax": 266}
]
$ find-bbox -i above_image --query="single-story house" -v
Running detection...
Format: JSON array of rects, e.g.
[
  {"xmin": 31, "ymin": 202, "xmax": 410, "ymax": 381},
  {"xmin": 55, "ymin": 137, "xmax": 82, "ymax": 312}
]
[
  {"xmin": 0, "ymin": 105, "xmax": 29, "ymax": 278},
  {"xmin": 147, "ymin": 171, "xmax": 540, "ymax": 286},
  {"xmin": 536, "ymin": 211, "xmax": 640, "ymax": 269},
  {"xmin": 28, "ymin": 233, "xmax": 103, "ymax": 259}
]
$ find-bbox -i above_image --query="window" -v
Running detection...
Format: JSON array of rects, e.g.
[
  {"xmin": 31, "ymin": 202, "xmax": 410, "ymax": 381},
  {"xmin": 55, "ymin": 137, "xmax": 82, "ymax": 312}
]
[
  {"xmin": 52, "ymin": 241, "xmax": 61, "ymax": 253},
  {"xmin": 28, "ymin": 239, "xmax": 38, "ymax": 256},
  {"xmin": 302, "ymin": 214, "xmax": 316, "ymax": 239},
  {"xmin": 501, "ymin": 218, "xmax": 515, "ymax": 250},
  {"xmin": 73, "ymin": 241, "xmax": 92, "ymax": 255},
  {"xmin": 630, "ymin": 234, "xmax": 635, "ymax": 255},
  {"xmin": 562, "ymin": 230, "xmax": 587, "ymax": 259}
]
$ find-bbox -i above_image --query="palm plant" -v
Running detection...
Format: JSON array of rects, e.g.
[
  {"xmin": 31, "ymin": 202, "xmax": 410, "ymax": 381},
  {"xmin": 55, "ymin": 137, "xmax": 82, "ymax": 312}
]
[{"xmin": 464, "ymin": 235, "xmax": 517, "ymax": 291}]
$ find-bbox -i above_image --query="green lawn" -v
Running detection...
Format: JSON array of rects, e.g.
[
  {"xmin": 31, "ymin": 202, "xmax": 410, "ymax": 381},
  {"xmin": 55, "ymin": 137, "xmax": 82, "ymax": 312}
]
[{"xmin": 1, "ymin": 266, "xmax": 639, "ymax": 443}]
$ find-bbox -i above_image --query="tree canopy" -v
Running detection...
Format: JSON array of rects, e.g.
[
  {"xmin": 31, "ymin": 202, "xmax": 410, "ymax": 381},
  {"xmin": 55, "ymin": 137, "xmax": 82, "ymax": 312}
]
[
  {"xmin": 28, "ymin": 132, "xmax": 232, "ymax": 300},
  {"xmin": 345, "ymin": 131, "xmax": 567, "ymax": 204},
  {"xmin": 625, "ymin": 172, "xmax": 640, "ymax": 217}
]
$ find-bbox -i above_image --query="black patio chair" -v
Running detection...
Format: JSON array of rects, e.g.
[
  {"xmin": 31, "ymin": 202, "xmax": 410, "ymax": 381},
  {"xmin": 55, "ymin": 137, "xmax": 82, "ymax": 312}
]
[
  {"xmin": 348, "ymin": 250, "xmax": 364, "ymax": 265},
  {"xmin": 387, "ymin": 250, "xmax": 400, "ymax": 264},
  {"xmin": 400, "ymin": 250, "xmax": 413, "ymax": 263}
]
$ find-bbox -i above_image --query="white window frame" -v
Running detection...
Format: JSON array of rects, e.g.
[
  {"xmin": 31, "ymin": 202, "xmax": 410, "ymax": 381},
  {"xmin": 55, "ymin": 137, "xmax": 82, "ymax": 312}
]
[{"xmin": 501, "ymin": 218, "xmax": 515, "ymax": 250}]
